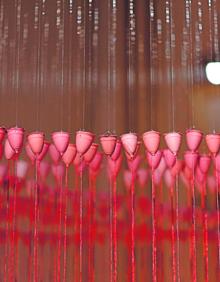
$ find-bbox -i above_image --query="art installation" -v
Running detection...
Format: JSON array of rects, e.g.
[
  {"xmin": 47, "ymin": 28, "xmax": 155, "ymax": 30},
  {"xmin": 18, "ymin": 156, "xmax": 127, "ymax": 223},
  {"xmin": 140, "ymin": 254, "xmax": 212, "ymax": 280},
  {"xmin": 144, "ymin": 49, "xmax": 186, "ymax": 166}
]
[{"xmin": 0, "ymin": 0, "xmax": 220, "ymax": 281}]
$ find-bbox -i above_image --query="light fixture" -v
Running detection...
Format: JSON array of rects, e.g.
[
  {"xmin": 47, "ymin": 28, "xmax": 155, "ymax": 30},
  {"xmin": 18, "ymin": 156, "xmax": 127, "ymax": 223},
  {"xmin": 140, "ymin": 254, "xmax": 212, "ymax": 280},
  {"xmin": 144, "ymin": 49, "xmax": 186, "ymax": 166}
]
[{"xmin": 205, "ymin": 62, "xmax": 220, "ymax": 85}]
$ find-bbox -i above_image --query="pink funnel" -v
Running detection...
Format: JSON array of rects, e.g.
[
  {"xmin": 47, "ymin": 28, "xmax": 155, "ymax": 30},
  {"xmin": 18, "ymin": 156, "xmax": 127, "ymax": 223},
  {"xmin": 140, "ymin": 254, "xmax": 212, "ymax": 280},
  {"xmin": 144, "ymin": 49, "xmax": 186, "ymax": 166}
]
[
  {"xmin": 121, "ymin": 132, "xmax": 138, "ymax": 157},
  {"xmin": 164, "ymin": 132, "xmax": 181, "ymax": 155},
  {"xmin": 89, "ymin": 151, "xmax": 103, "ymax": 173},
  {"xmin": 108, "ymin": 155, "xmax": 122, "ymax": 178},
  {"xmin": 76, "ymin": 130, "xmax": 95, "ymax": 156},
  {"xmin": 205, "ymin": 133, "xmax": 220, "ymax": 156},
  {"xmin": 127, "ymin": 155, "xmax": 141, "ymax": 173},
  {"xmin": 62, "ymin": 143, "xmax": 77, "ymax": 167},
  {"xmin": 4, "ymin": 138, "xmax": 15, "ymax": 160},
  {"xmin": 7, "ymin": 127, "xmax": 24, "ymax": 153},
  {"xmin": 49, "ymin": 143, "xmax": 60, "ymax": 164},
  {"xmin": 186, "ymin": 129, "xmax": 203, "ymax": 152},
  {"xmin": 111, "ymin": 140, "xmax": 122, "ymax": 161},
  {"xmin": 0, "ymin": 127, "xmax": 6, "ymax": 143},
  {"xmin": 25, "ymin": 143, "xmax": 36, "ymax": 163},
  {"xmin": 146, "ymin": 150, "xmax": 162, "ymax": 170},
  {"xmin": 143, "ymin": 130, "xmax": 160, "ymax": 155},
  {"xmin": 184, "ymin": 151, "xmax": 199, "ymax": 170},
  {"xmin": 52, "ymin": 131, "xmax": 70, "ymax": 156},
  {"xmin": 37, "ymin": 141, "xmax": 50, "ymax": 162},
  {"xmin": 27, "ymin": 131, "xmax": 44, "ymax": 155},
  {"xmin": 100, "ymin": 134, "xmax": 117, "ymax": 156},
  {"xmin": 199, "ymin": 154, "xmax": 211, "ymax": 174},
  {"xmin": 84, "ymin": 143, "xmax": 98, "ymax": 163},
  {"xmin": 163, "ymin": 149, "xmax": 176, "ymax": 168},
  {"xmin": 171, "ymin": 160, "xmax": 183, "ymax": 177}
]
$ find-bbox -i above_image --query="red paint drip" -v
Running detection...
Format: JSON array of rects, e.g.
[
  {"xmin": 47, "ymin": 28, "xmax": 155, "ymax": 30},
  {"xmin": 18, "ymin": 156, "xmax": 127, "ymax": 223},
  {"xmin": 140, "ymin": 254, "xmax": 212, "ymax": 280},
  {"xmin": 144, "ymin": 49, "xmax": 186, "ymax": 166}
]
[
  {"xmin": 4, "ymin": 161, "xmax": 10, "ymax": 282},
  {"xmin": 215, "ymin": 161, "xmax": 220, "ymax": 278},
  {"xmin": 33, "ymin": 160, "xmax": 39, "ymax": 282},
  {"xmin": 109, "ymin": 175, "xmax": 113, "ymax": 282},
  {"xmin": 88, "ymin": 175, "xmax": 95, "ymax": 282},
  {"xmin": 201, "ymin": 184, "xmax": 209, "ymax": 282},
  {"xmin": 63, "ymin": 166, "xmax": 68, "ymax": 282},
  {"xmin": 175, "ymin": 176, "xmax": 180, "ymax": 282},
  {"xmin": 57, "ymin": 171, "xmax": 63, "ymax": 282},
  {"xmin": 191, "ymin": 173, "xmax": 197, "ymax": 282},
  {"xmin": 79, "ymin": 160, "xmax": 83, "ymax": 282},
  {"xmin": 113, "ymin": 176, "xmax": 117, "ymax": 282},
  {"xmin": 152, "ymin": 169, "xmax": 157, "ymax": 282},
  {"xmin": 170, "ymin": 189, "xmax": 176, "ymax": 282},
  {"xmin": 131, "ymin": 171, "xmax": 135, "ymax": 282}
]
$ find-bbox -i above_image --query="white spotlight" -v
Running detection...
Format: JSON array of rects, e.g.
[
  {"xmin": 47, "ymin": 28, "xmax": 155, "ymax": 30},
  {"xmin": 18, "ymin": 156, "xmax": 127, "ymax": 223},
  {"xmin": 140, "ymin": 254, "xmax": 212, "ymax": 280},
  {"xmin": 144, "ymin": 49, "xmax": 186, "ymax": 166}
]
[{"xmin": 205, "ymin": 62, "xmax": 220, "ymax": 85}]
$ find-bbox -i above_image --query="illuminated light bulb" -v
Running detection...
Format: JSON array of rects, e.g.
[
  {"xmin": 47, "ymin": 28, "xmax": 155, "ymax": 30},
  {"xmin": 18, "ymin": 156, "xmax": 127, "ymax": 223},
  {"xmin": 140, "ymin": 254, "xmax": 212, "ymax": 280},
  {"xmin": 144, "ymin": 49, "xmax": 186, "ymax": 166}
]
[{"xmin": 205, "ymin": 62, "xmax": 220, "ymax": 85}]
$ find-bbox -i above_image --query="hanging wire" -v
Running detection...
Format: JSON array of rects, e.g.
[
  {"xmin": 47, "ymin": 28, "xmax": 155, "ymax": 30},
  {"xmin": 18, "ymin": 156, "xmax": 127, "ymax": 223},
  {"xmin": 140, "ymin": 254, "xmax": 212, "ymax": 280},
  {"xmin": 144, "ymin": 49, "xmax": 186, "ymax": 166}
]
[
  {"xmin": 82, "ymin": 0, "xmax": 86, "ymax": 130},
  {"xmin": 68, "ymin": 0, "xmax": 73, "ymax": 132},
  {"xmin": 169, "ymin": 0, "xmax": 175, "ymax": 132},
  {"xmin": 15, "ymin": 0, "xmax": 22, "ymax": 126},
  {"xmin": 149, "ymin": 0, "xmax": 155, "ymax": 130}
]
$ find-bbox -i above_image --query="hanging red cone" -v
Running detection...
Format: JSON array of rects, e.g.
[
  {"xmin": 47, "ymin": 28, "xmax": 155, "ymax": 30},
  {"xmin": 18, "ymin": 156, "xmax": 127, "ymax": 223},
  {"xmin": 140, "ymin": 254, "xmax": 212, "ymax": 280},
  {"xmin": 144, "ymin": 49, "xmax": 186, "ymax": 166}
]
[
  {"xmin": 76, "ymin": 130, "xmax": 95, "ymax": 156},
  {"xmin": 84, "ymin": 143, "xmax": 98, "ymax": 163},
  {"xmin": 62, "ymin": 143, "xmax": 77, "ymax": 167},
  {"xmin": 205, "ymin": 133, "xmax": 220, "ymax": 156},
  {"xmin": 111, "ymin": 140, "xmax": 122, "ymax": 161},
  {"xmin": 121, "ymin": 132, "xmax": 138, "ymax": 158},
  {"xmin": 7, "ymin": 127, "xmax": 24, "ymax": 153},
  {"xmin": 100, "ymin": 134, "xmax": 117, "ymax": 156},
  {"xmin": 164, "ymin": 132, "xmax": 181, "ymax": 155},
  {"xmin": 52, "ymin": 131, "xmax": 70, "ymax": 156},
  {"xmin": 143, "ymin": 130, "xmax": 160, "ymax": 155},
  {"xmin": 27, "ymin": 132, "xmax": 45, "ymax": 156},
  {"xmin": 185, "ymin": 129, "xmax": 203, "ymax": 152}
]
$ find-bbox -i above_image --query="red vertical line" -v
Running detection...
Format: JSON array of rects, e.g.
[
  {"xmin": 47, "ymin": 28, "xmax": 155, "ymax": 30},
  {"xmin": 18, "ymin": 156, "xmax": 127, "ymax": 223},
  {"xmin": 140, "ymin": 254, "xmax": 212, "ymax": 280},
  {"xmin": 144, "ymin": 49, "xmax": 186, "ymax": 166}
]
[
  {"xmin": 191, "ymin": 164, "xmax": 197, "ymax": 282},
  {"xmin": 109, "ymin": 169, "xmax": 113, "ymax": 282},
  {"xmin": 175, "ymin": 175, "xmax": 180, "ymax": 282},
  {"xmin": 113, "ymin": 175, "xmax": 117, "ymax": 282},
  {"xmin": 33, "ymin": 159, "xmax": 40, "ymax": 282},
  {"xmin": 201, "ymin": 182, "xmax": 209, "ymax": 282},
  {"xmin": 28, "ymin": 164, "xmax": 34, "ymax": 282},
  {"xmin": 170, "ymin": 186, "xmax": 176, "ymax": 282},
  {"xmin": 79, "ymin": 158, "xmax": 83, "ymax": 282},
  {"xmin": 215, "ymin": 158, "xmax": 220, "ymax": 279},
  {"xmin": 131, "ymin": 168, "xmax": 135, "ymax": 282},
  {"xmin": 57, "ymin": 167, "xmax": 63, "ymax": 282},
  {"xmin": 4, "ymin": 161, "xmax": 10, "ymax": 282},
  {"xmin": 152, "ymin": 166, "xmax": 157, "ymax": 282},
  {"xmin": 73, "ymin": 168, "xmax": 79, "ymax": 282},
  {"xmin": 88, "ymin": 173, "xmax": 93, "ymax": 282},
  {"xmin": 63, "ymin": 166, "xmax": 68, "ymax": 282},
  {"xmin": 9, "ymin": 158, "xmax": 17, "ymax": 282},
  {"xmin": 158, "ymin": 181, "xmax": 164, "ymax": 282}
]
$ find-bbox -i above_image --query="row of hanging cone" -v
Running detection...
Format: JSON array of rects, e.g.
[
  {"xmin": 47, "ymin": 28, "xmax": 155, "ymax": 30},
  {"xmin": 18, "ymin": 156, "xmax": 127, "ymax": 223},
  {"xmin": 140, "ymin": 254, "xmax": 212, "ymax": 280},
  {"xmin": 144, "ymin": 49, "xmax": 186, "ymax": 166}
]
[{"xmin": 1, "ymin": 127, "xmax": 220, "ymax": 164}]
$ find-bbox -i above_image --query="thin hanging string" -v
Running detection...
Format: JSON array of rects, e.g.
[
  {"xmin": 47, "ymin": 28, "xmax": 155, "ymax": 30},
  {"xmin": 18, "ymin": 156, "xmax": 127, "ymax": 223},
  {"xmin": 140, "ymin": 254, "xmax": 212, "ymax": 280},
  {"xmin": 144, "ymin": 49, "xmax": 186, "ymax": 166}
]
[
  {"xmin": 213, "ymin": 0, "xmax": 220, "ymax": 133},
  {"xmin": 131, "ymin": 168, "xmax": 135, "ymax": 282},
  {"xmin": 107, "ymin": 0, "xmax": 111, "ymax": 132},
  {"xmin": 128, "ymin": 0, "xmax": 134, "ymax": 132},
  {"xmin": 175, "ymin": 175, "xmax": 180, "ymax": 282},
  {"xmin": 202, "ymin": 180, "xmax": 209, "ymax": 282},
  {"xmin": 188, "ymin": 0, "xmax": 195, "ymax": 128},
  {"xmin": 15, "ymin": 0, "xmax": 21, "ymax": 126},
  {"xmin": 109, "ymin": 173, "xmax": 113, "ymax": 282},
  {"xmin": 82, "ymin": 0, "xmax": 86, "ymax": 130},
  {"xmin": 169, "ymin": 0, "xmax": 175, "ymax": 132},
  {"xmin": 68, "ymin": 0, "xmax": 73, "ymax": 132},
  {"xmin": 111, "ymin": 0, "xmax": 117, "ymax": 134},
  {"xmin": 60, "ymin": 0, "xmax": 65, "ymax": 130},
  {"xmin": 149, "ymin": 0, "xmax": 154, "ymax": 130},
  {"xmin": 4, "ymin": 161, "xmax": 10, "ymax": 282},
  {"xmin": 35, "ymin": 0, "xmax": 42, "ymax": 130}
]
